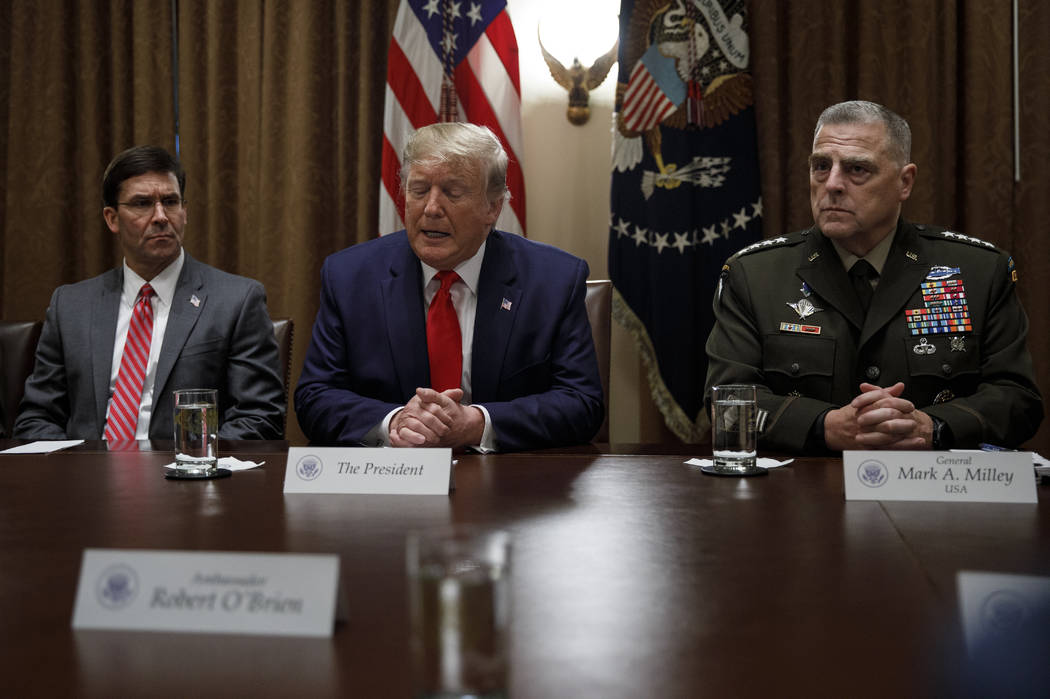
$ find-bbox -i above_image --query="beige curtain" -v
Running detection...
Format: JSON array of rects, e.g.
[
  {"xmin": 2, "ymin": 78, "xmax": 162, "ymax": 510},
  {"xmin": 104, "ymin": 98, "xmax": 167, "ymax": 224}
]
[{"xmin": 1, "ymin": 1, "xmax": 176, "ymax": 316}]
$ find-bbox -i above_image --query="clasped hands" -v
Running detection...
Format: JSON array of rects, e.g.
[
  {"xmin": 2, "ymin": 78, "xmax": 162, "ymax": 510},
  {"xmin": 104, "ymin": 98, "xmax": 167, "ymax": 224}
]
[
  {"xmin": 824, "ymin": 382, "xmax": 934, "ymax": 451},
  {"xmin": 389, "ymin": 387, "xmax": 485, "ymax": 449}
]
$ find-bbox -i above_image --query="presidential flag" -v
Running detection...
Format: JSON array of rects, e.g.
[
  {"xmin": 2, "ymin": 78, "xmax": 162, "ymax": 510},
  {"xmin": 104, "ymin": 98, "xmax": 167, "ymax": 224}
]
[
  {"xmin": 380, "ymin": 0, "xmax": 525, "ymax": 236},
  {"xmin": 610, "ymin": 0, "xmax": 762, "ymax": 441}
]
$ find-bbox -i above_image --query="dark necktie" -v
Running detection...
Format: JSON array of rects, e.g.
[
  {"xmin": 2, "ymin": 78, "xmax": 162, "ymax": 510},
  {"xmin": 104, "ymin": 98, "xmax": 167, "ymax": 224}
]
[
  {"xmin": 105, "ymin": 283, "xmax": 155, "ymax": 441},
  {"xmin": 427, "ymin": 271, "xmax": 462, "ymax": 392},
  {"xmin": 849, "ymin": 260, "xmax": 878, "ymax": 313}
]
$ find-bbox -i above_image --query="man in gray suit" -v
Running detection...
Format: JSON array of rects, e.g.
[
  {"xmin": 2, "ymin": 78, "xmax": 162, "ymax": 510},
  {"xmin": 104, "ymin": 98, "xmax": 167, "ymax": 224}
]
[{"xmin": 14, "ymin": 145, "xmax": 285, "ymax": 441}]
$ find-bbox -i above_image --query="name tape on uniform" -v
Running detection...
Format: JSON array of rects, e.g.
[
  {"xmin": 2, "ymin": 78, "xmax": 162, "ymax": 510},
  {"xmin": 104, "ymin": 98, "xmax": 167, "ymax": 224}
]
[
  {"xmin": 843, "ymin": 451, "xmax": 1036, "ymax": 503},
  {"xmin": 72, "ymin": 549, "xmax": 340, "ymax": 637},
  {"xmin": 284, "ymin": 447, "xmax": 453, "ymax": 495}
]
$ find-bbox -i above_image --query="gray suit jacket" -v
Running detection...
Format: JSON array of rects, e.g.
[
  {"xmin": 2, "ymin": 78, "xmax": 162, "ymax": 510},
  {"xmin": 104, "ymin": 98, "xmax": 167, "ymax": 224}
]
[{"xmin": 14, "ymin": 253, "xmax": 285, "ymax": 440}]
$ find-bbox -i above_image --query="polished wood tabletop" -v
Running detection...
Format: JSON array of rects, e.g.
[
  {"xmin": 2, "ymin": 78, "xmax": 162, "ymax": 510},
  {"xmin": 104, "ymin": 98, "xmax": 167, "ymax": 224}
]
[{"xmin": 0, "ymin": 441, "xmax": 1046, "ymax": 697}]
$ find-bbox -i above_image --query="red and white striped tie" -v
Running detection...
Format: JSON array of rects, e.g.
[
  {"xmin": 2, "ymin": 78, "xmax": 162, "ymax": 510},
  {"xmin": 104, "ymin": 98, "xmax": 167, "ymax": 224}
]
[{"xmin": 104, "ymin": 283, "xmax": 155, "ymax": 441}]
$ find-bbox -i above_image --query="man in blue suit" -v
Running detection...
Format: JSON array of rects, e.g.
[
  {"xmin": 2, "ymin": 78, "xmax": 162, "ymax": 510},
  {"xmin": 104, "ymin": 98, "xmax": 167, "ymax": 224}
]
[{"xmin": 295, "ymin": 123, "xmax": 603, "ymax": 451}]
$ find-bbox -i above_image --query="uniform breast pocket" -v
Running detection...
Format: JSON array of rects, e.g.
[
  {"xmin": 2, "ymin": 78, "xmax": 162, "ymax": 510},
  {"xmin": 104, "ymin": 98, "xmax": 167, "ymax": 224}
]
[
  {"xmin": 903, "ymin": 334, "xmax": 981, "ymax": 398},
  {"xmin": 762, "ymin": 334, "xmax": 836, "ymax": 402}
]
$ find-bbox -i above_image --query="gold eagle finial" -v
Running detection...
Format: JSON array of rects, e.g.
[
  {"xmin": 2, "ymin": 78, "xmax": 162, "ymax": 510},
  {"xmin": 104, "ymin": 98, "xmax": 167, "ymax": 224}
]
[{"xmin": 538, "ymin": 29, "xmax": 619, "ymax": 126}]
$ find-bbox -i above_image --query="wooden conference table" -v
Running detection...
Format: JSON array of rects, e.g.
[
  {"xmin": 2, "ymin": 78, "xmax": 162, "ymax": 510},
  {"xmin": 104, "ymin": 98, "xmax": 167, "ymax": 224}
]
[{"xmin": 0, "ymin": 440, "xmax": 1047, "ymax": 697}]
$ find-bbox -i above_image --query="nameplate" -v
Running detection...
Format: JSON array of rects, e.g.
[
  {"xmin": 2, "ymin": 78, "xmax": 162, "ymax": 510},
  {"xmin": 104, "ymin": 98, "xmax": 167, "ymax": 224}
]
[
  {"xmin": 957, "ymin": 571, "xmax": 1050, "ymax": 655},
  {"xmin": 843, "ymin": 451, "xmax": 1036, "ymax": 503},
  {"xmin": 283, "ymin": 447, "xmax": 453, "ymax": 494},
  {"xmin": 72, "ymin": 549, "xmax": 339, "ymax": 637}
]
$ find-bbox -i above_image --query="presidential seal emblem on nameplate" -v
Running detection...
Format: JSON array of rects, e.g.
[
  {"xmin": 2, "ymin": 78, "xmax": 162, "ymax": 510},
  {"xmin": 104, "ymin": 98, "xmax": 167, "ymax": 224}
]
[
  {"xmin": 72, "ymin": 549, "xmax": 341, "ymax": 637},
  {"xmin": 283, "ymin": 447, "xmax": 453, "ymax": 495},
  {"xmin": 843, "ymin": 451, "xmax": 1036, "ymax": 503}
]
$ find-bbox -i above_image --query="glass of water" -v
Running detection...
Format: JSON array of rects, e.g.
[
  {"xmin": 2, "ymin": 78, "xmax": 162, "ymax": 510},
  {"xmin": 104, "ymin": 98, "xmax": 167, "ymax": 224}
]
[
  {"xmin": 710, "ymin": 384, "xmax": 760, "ymax": 475},
  {"xmin": 407, "ymin": 527, "xmax": 511, "ymax": 698},
  {"xmin": 173, "ymin": 388, "xmax": 218, "ymax": 473}
]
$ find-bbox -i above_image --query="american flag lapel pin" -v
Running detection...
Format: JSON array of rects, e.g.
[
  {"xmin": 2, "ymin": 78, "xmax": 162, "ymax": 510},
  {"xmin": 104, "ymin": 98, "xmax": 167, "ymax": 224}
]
[
  {"xmin": 501, "ymin": 298, "xmax": 512, "ymax": 311},
  {"xmin": 190, "ymin": 294, "xmax": 201, "ymax": 307}
]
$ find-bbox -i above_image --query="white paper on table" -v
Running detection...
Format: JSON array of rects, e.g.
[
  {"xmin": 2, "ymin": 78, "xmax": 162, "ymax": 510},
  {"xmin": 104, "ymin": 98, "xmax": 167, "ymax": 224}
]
[
  {"xmin": 685, "ymin": 457, "xmax": 793, "ymax": 469},
  {"xmin": 0, "ymin": 440, "xmax": 85, "ymax": 454},
  {"xmin": 161, "ymin": 456, "xmax": 264, "ymax": 471}
]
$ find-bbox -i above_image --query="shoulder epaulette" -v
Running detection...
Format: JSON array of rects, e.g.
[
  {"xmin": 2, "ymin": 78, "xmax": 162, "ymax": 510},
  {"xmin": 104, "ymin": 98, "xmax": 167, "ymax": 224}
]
[
  {"xmin": 916, "ymin": 224, "xmax": 999, "ymax": 252},
  {"xmin": 729, "ymin": 231, "xmax": 805, "ymax": 261}
]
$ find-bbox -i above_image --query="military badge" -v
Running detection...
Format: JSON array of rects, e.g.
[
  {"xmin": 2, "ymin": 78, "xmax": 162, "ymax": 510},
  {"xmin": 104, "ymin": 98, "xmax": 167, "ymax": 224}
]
[
  {"xmin": 786, "ymin": 298, "xmax": 822, "ymax": 320},
  {"xmin": 1008, "ymin": 256, "xmax": 1018, "ymax": 283},
  {"xmin": 926, "ymin": 266, "xmax": 960, "ymax": 281},
  {"xmin": 906, "ymin": 276, "xmax": 973, "ymax": 335},
  {"xmin": 780, "ymin": 322, "xmax": 821, "ymax": 335},
  {"xmin": 912, "ymin": 337, "xmax": 936, "ymax": 355},
  {"xmin": 950, "ymin": 336, "xmax": 966, "ymax": 352}
]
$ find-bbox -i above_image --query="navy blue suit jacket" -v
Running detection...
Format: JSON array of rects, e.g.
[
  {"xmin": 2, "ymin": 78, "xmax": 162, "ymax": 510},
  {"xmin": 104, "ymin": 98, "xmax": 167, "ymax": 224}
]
[{"xmin": 294, "ymin": 230, "xmax": 604, "ymax": 451}]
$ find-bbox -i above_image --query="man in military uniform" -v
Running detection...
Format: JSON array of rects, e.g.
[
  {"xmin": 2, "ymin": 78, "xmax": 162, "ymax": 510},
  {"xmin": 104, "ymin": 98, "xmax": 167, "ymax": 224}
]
[{"xmin": 705, "ymin": 100, "xmax": 1042, "ymax": 452}]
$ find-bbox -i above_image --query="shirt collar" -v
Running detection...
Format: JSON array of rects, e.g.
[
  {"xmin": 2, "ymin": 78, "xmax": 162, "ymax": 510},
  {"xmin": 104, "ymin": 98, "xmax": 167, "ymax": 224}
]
[
  {"xmin": 122, "ymin": 248, "xmax": 184, "ymax": 307},
  {"xmin": 420, "ymin": 239, "xmax": 487, "ymax": 294},
  {"xmin": 831, "ymin": 227, "xmax": 896, "ymax": 276}
]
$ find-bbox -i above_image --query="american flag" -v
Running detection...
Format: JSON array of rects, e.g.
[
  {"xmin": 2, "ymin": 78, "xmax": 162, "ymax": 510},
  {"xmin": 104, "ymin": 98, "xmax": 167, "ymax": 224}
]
[
  {"xmin": 380, "ymin": 0, "xmax": 525, "ymax": 236},
  {"xmin": 621, "ymin": 43, "xmax": 686, "ymax": 133}
]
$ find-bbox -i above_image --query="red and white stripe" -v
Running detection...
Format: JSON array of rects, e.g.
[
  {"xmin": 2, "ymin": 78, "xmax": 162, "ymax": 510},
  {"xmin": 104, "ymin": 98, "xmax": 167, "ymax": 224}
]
[
  {"xmin": 621, "ymin": 61, "xmax": 678, "ymax": 133},
  {"xmin": 104, "ymin": 284, "xmax": 155, "ymax": 441},
  {"xmin": 380, "ymin": 1, "xmax": 525, "ymax": 237}
]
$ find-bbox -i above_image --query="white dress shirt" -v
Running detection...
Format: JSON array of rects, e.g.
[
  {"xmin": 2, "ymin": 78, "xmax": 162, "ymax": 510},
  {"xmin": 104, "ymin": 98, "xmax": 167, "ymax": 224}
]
[
  {"xmin": 107, "ymin": 249, "xmax": 185, "ymax": 439},
  {"xmin": 371, "ymin": 241, "xmax": 496, "ymax": 450}
]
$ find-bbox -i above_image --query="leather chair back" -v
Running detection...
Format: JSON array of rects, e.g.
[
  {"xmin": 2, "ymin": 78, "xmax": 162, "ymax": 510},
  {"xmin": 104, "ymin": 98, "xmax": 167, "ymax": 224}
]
[
  {"xmin": 585, "ymin": 280, "xmax": 612, "ymax": 442},
  {"xmin": 271, "ymin": 318, "xmax": 293, "ymax": 428},
  {"xmin": 1, "ymin": 320, "xmax": 43, "ymax": 437}
]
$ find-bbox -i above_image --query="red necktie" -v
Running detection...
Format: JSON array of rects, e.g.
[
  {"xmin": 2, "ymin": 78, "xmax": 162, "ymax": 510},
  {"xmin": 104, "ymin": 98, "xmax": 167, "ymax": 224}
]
[
  {"xmin": 427, "ymin": 271, "xmax": 462, "ymax": 392},
  {"xmin": 104, "ymin": 283, "xmax": 155, "ymax": 441}
]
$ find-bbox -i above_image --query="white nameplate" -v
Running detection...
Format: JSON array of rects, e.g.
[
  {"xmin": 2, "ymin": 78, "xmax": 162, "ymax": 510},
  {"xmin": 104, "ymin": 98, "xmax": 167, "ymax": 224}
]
[
  {"xmin": 843, "ymin": 451, "xmax": 1036, "ymax": 503},
  {"xmin": 284, "ymin": 447, "xmax": 453, "ymax": 494},
  {"xmin": 72, "ymin": 549, "xmax": 339, "ymax": 637},
  {"xmin": 957, "ymin": 571, "xmax": 1050, "ymax": 655}
]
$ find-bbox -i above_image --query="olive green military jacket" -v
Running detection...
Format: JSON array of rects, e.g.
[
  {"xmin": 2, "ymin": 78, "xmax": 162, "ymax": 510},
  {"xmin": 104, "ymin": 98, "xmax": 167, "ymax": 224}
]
[{"xmin": 705, "ymin": 221, "xmax": 1043, "ymax": 452}]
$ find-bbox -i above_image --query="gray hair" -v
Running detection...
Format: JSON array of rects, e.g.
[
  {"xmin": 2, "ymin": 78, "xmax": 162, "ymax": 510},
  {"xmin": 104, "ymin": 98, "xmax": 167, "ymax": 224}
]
[
  {"xmin": 813, "ymin": 100, "xmax": 912, "ymax": 165},
  {"xmin": 401, "ymin": 122, "xmax": 510, "ymax": 204}
]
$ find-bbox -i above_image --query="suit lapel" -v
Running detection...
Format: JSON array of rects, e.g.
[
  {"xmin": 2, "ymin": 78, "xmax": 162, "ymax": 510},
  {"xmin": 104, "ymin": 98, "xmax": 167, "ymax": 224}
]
[
  {"xmin": 859, "ymin": 224, "xmax": 928, "ymax": 346},
  {"xmin": 91, "ymin": 268, "xmax": 123, "ymax": 432},
  {"xmin": 380, "ymin": 239, "xmax": 429, "ymax": 396},
  {"xmin": 471, "ymin": 231, "xmax": 519, "ymax": 402},
  {"xmin": 153, "ymin": 255, "xmax": 205, "ymax": 405},
  {"xmin": 796, "ymin": 231, "xmax": 866, "ymax": 330}
]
